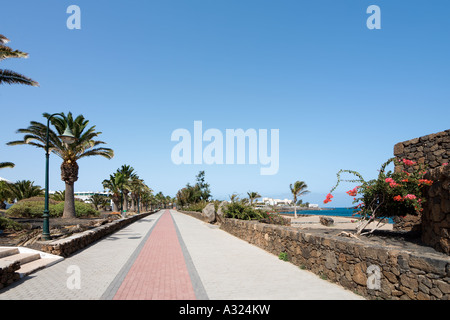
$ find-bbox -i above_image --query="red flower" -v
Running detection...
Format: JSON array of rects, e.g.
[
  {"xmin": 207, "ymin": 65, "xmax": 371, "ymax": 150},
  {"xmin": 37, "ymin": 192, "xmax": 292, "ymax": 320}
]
[
  {"xmin": 418, "ymin": 179, "xmax": 433, "ymax": 186},
  {"xmin": 323, "ymin": 193, "xmax": 333, "ymax": 204},
  {"xmin": 346, "ymin": 186, "xmax": 358, "ymax": 197},
  {"xmin": 393, "ymin": 195, "xmax": 403, "ymax": 202},
  {"xmin": 402, "ymin": 159, "xmax": 416, "ymax": 166},
  {"xmin": 404, "ymin": 194, "xmax": 417, "ymax": 200}
]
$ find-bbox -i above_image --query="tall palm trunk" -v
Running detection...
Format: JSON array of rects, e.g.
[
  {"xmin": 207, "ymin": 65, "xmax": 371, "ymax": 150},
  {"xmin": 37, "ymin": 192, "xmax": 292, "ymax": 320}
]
[{"xmin": 61, "ymin": 160, "xmax": 78, "ymax": 219}]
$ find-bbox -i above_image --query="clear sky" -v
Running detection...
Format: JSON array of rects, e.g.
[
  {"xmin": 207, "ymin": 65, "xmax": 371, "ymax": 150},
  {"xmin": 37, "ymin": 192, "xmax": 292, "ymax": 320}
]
[{"xmin": 1, "ymin": 0, "xmax": 449, "ymax": 207}]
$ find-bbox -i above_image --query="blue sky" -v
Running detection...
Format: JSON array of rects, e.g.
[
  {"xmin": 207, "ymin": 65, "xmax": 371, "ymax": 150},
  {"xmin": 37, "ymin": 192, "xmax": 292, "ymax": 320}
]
[{"xmin": 1, "ymin": 0, "xmax": 449, "ymax": 207}]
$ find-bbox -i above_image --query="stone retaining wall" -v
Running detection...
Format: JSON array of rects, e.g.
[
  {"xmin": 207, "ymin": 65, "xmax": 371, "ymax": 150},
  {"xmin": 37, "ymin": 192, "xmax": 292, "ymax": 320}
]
[
  {"xmin": 392, "ymin": 130, "xmax": 449, "ymax": 250},
  {"xmin": 394, "ymin": 129, "xmax": 449, "ymax": 172},
  {"xmin": 41, "ymin": 211, "xmax": 155, "ymax": 257},
  {"xmin": 0, "ymin": 260, "xmax": 20, "ymax": 290},
  {"xmin": 421, "ymin": 165, "xmax": 450, "ymax": 255},
  {"xmin": 178, "ymin": 210, "xmax": 209, "ymax": 222},
  {"xmin": 220, "ymin": 218, "xmax": 450, "ymax": 300}
]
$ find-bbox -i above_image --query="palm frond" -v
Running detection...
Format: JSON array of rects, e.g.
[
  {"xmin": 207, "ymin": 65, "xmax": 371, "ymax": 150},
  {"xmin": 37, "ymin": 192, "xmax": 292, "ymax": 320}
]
[
  {"xmin": 0, "ymin": 162, "xmax": 15, "ymax": 169},
  {"xmin": 0, "ymin": 44, "xmax": 28, "ymax": 61},
  {"xmin": 0, "ymin": 69, "xmax": 39, "ymax": 87},
  {"xmin": 0, "ymin": 35, "xmax": 10, "ymax": 44}
]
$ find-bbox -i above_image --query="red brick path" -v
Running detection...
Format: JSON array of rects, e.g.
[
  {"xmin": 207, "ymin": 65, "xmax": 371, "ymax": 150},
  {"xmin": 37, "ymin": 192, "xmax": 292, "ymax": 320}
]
[{"xmin": 113, "ymin": 210, "xmax": 196, "ymax": 300}]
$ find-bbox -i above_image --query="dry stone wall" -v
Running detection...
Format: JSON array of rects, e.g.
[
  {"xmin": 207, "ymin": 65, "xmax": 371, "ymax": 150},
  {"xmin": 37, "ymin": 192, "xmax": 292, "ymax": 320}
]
[
  {"xmin": 394, "ymin": 129, "xmax": 449, "ymax": 172},
  {"xmin": 219, "ymin": 218, "xmax": 450, "ymax": 300},
  {"xmin": 393, "ymin": 129, "xmax": 449, "ymax": 253},
  {"xmin": 421, "ymin": 165, "xmax": 450, "ymax": 255},
  {"xmin": 0, "ymin": 260, "xmax": 20, "ymax": 290}
]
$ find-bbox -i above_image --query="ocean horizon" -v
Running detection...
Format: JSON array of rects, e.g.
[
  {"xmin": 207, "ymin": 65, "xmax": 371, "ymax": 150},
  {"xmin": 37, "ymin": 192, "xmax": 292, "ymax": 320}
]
[{"xmin": 282, "ymin": 207, "xmax": 394, "ymax": 224}]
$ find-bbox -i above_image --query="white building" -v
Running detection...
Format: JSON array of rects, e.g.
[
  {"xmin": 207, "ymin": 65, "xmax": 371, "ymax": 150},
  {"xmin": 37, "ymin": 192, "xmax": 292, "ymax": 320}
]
[{"xmin": 260, "ymin": 197, "xmax": 293, "ymax": 206}]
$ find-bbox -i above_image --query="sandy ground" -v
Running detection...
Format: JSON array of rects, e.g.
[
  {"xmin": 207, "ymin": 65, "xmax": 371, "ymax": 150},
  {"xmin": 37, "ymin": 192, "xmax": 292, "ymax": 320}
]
[{"xmin": 282, "ymin": 214, "xmax": 393, "ymax": 231}]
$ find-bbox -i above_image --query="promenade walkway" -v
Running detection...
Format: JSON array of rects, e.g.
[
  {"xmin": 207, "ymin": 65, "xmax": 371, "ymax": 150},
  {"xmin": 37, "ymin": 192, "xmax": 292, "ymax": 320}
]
[{"xmin": 0, "ymin": 209, "xmax": 364, "ymax": 300}]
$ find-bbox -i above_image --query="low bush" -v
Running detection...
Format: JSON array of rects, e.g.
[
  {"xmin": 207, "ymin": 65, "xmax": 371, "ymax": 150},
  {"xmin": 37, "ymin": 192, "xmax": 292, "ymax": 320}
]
[
  {"xmin": 0, "ymin": 216, "xmax": 23, "ymax": 231},
  {"xmin": 6, "ymin": 200, "xmax": 99, "ymax": 218},
  {"xmin": 183, "ymin": 201, "xmax": 208, "ymax": 213},
  {"xmin": 223, "ymin": 202, "xmax": 267, "ymax": 220}
]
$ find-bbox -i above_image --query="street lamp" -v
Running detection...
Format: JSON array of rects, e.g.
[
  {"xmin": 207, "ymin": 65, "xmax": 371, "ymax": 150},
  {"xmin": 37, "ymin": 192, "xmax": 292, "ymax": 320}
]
[{"xmin": 42, "ymin": 113, "xmax": 76, "ymax": 241}]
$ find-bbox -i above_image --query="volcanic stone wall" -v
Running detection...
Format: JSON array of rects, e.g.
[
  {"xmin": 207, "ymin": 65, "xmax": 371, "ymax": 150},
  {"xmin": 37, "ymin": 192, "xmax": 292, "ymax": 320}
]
[{"xmin": 394, "ymin": 129, "xmax": 449, "ymax": 172}]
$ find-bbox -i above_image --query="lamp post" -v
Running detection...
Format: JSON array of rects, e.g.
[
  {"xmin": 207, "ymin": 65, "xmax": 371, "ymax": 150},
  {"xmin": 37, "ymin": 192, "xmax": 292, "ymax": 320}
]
[{"xmin": 42, "ymin": 113, "xmax": 76, "ymax": 241}]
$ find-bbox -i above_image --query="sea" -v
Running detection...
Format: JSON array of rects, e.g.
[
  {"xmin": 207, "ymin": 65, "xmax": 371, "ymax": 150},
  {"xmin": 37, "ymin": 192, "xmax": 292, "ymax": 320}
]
[{"xmin": 282, "ymin": 207, "xmax": 394, "ymax": 224}]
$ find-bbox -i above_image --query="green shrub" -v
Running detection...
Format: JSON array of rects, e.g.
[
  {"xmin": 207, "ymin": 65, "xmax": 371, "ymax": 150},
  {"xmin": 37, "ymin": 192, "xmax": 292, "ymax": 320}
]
[
  {"xmin": 183, "ymin": 201, "xmax": 208, "ymax": 213},
  {"xmin": 223, "ymin": 202, "xmax": 267, "ymax": 220},
  {"xmin": 53, "ymin": 202, "xmax": 99, "ymax": 218},
  {"xmin": 6, "ymin": 201, "xmax": 59, "ymax": 218},
  {"xmin": 6, "ymin": 200, "xmax": 99, "ymax": 218},
  {"xmin": 0, "ymin": 216, "xmax": 23, "ymax": 231}
]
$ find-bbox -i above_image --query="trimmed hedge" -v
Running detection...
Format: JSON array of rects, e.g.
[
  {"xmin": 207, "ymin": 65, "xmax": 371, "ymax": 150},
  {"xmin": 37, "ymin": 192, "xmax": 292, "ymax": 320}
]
[{"xmin": 6, "ymin": 200, "xmax": 99, "ymax": 218}]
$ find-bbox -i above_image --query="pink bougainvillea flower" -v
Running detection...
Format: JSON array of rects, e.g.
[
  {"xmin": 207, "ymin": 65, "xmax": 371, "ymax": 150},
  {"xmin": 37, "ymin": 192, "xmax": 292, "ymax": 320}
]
[
  {"xmin": 404, "ymin": 194, "xmax": 417, "ymax": 200},
  {"xmin": 346, "ymin": 186, "xmax": 358, "ymax": 197},
  {"xmin": 402, "ymin": 159, "xmax": 416, "ymax": 166},
  {"xmin": 323, "ymin": 193, "xmax": 333, "ymax": 204},
  {"xmin": 385, "ymin": 178, "xmax": 399, "ymax": 188},
  {"xmin": 443, "ymin": 163, "xmax": 448, "ymax": 166},
  {"xmin": 418, "ymin": 179, "xmax": 433, "ymax": 186}
]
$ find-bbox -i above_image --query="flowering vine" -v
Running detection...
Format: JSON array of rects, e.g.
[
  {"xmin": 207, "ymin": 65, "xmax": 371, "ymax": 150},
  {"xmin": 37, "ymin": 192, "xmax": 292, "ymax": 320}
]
[{"xmin": 324, "ymin": 157, "xmax": 433, "ymax": 235}]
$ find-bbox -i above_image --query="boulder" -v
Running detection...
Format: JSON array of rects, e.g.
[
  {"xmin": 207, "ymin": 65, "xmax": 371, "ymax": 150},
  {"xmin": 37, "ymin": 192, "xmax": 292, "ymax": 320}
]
[
  {"xmin": 217, "ymin": 201, "xmax": 228, "ymax": 218},
  {"xmin": 202, "ymin": 203, "xmax": 216, "ymax": 224},
  {"xmin": 320, "ymin": 216, "xmax": 334, "ymax": 227}
]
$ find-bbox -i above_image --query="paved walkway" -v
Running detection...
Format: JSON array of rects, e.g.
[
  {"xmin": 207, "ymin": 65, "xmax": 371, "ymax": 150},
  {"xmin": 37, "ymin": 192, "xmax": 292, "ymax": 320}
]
[{"xmin": 0, "ymin": 209, "xmax": 364, "ymax": 300}]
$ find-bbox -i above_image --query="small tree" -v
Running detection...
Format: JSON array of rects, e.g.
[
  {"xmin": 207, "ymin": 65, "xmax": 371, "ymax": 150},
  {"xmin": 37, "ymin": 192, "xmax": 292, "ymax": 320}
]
[
  {"xmin": 290, "ymin": 181, "xmax": 310, "ymax": 219},
  {"xmin": 247, "ymin": 191, "xmax": 261, "ymax": 206},
  {"xmin": 325, "ymin": 157, "xmax": 434, "ymax": 235}
]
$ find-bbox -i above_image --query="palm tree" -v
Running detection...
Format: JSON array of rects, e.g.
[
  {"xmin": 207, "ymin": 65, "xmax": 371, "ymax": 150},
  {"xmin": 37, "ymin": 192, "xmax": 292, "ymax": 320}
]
[
  {"xmin": 129, "ymin": 177, "xmax": 151, "ymax": 213},
  {"xmin": 8, "ymin": 112, "xmax": 114, "ymax": 218},
  {"xmin": 116, "ymin": 165, "xmax": 137, "ymax": 212},
  {"xmin": 0, "ymin": 180, "xmax": 12, "ymax": 209},
  {"xmin": 0, "ymin": 162, "xmax": 15, "ymax": 169},
  {"xmin": 89, "ymin": 194, "xmax": 107, "ymax": 211},
  {"xmin": 0, "ymin": 34, "xmax": 39, "ymax": 87},
  {"xmin": 229, "ymin": 193, "xmax": 240, "ymax": 203},
  {"xmin": 51, "ymin": 190, "xmax": 65, "ymax": 201},
  {"xmin": 290, "ymin": 181, "xmax": 310, "ymax": 219},
  {"xmin": 247, "ymin": 191, "xmax": 261, "ymax": 206},
  {"xmin": 102, "ymin": 173, "xmax": 123, "ymax": 212},
  {"xmin": 8, "ymin": 180, "xmax": 44, "ymax": 201}
]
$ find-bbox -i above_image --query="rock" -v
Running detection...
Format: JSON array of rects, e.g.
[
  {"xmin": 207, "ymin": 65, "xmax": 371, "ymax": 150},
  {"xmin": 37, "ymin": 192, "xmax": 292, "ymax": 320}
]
[
  {"xmin": 352, "ymin": 262, "xmax": 367, "ymax": 286},
  {"xmin": 320, "ymin": 216, "xmax": 334, "ymax": 227},
  {"xmin": 217, "ymin": 201, "xmax": 228, "ymax": 218},
  {"xmin": 202, "ymin": 203, "xmax": 216, "ymax": 224}
]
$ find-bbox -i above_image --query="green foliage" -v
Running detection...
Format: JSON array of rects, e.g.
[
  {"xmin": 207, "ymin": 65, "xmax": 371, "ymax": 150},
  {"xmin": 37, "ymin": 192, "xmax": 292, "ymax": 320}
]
[
  {"xmin": 184, "ymin": 201, "xmax": 208, "ymax": 213},
  {"xmin": 51, "ymin": 190, "xmax": 65, "ymax": 201},
  {"xmin": 326, "ymin": 157, "xmax": 433, "ymax": 220},
  {"xmin": 6, "ymin": 200, "xmax": 99, "ymax": 218},
  {"xmin": 7, "ymin": 180, "xmax": 44, "ymax": 201},
  {"xmin": 278, "ymin": 252, "xmax": 288, "ymax": 261},
  {"xmin": 223, "ymin": 201, "xmax": 267, "ymax": 220},
  {"xmin": 0, "ymin": 216, "xmax": 23, "ymax": 231},
  {"xmin": 176, "ymin": 171, "xmax": 212, "ymax": 208}
]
